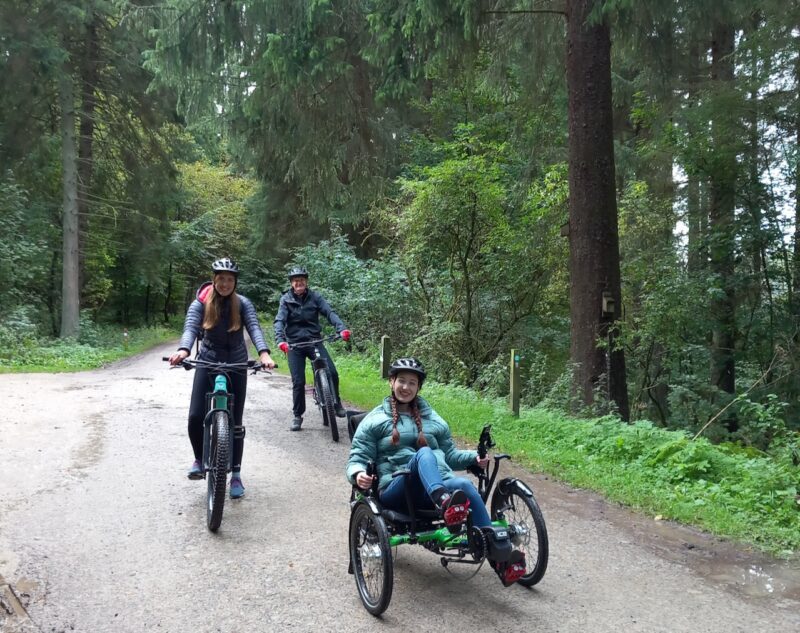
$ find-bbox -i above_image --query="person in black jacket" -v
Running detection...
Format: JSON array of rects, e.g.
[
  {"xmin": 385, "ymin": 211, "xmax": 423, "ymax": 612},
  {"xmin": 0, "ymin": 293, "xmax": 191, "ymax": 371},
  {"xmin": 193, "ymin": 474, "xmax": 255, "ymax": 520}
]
[
  {"xmin": 273, "ymin": 266, "xmax": 351, "ymax": 431},
  {"xmin": 169, "ymin": 258, "xmax": 276, "ymax": 498}
]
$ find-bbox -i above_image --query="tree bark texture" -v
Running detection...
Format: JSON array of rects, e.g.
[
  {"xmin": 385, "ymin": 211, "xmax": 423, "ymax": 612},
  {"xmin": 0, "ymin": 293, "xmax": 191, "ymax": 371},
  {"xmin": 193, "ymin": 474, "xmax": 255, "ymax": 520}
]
[
  {"xmin": 708, "ymin": 24, "xmax": 737, "ymax": 402},
  {"xmin": 78, "ymin": 14, "xmax": 99, "ymax": 293},
  {"xmin": 59, "ymin": 68, "xmax": 80, "ymax": 338},
  {"xmin": 565, "ymin": 0, "xmax": 630, "ymax": 420}
]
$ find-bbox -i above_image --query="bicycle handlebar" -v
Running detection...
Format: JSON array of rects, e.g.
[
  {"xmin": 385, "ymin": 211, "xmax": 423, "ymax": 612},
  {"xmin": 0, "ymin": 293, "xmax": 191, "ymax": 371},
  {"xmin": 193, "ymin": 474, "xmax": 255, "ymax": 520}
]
[
  {"xmin": 286, "ymin": 333, "xmax": 342, "ymax": 350},
  {"xmin": 162, "ymin": 357, "xmax": 277, "ymax": 373}
]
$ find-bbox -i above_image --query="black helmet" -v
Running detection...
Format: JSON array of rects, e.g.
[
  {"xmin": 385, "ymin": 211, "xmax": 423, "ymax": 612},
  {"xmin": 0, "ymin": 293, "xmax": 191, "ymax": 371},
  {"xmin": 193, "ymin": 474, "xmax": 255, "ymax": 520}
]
[
  {"xmin": 389, "ymin": 357, "xmax": 426, "ymax": 384},
  {"xmin": 212, "ymin": 257, "xmax": 239, "ymax": 275},
  {"xmin": 287, "ymin": 266, "xmax": 309, "ymax": 280}
]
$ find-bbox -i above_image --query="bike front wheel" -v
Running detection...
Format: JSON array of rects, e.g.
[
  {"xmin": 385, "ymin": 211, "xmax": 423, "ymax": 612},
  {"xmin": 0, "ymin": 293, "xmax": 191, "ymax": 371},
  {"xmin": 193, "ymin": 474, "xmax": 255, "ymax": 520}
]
[
  {"xmin": 207, "ymin": 411, "xmax": 230, "ymax": 532},
  {"xmin": 315, "ymin": 370, "xmax": 339, "ymax": 442},
  {"xmin": 349, "ymin": 502, "xmax": 393, "ymax": 616},
  {"xmin": 490, "ymin": 479, "xmax": 548, "ymax": 586}
]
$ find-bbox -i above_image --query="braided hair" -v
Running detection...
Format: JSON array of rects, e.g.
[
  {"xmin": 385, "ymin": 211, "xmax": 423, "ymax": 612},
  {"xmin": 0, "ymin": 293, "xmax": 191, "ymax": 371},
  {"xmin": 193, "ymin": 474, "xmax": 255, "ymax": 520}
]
[{"xmin": 389, "ymin": 394, "xmax": 428, "ymax": 447}]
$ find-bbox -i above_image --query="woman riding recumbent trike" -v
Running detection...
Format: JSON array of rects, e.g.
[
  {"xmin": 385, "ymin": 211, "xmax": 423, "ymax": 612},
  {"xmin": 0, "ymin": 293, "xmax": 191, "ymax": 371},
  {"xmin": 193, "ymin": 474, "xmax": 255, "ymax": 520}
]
[{"xmin": 348, "ymin": 414, "xmax": 548, "ymax": 615}]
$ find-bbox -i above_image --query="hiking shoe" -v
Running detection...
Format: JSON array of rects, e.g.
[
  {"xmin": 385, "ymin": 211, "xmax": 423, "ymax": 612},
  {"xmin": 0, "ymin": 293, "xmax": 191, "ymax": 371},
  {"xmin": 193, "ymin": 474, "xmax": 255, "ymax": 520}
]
[
  {"xmin": 290, "ymin": 416, "xmax": 303, "ymax": 431},
  {"xmin": 230, "ymin": 477, "xmax": 245, "ymax": 499},
  {"xmin": 334, "ymin": 402, "xmax": 346, "ymax": 417},
  {"xmin": 438, "ymin": 489, "xmax": 470, "ymax": 528},
  {"xmin": 187, "ymin": 459, "xmax": 203, "ymax": 480},
  {"xmin": 494, "ymin": 550, "xmax": 526, "ymax": 586}
]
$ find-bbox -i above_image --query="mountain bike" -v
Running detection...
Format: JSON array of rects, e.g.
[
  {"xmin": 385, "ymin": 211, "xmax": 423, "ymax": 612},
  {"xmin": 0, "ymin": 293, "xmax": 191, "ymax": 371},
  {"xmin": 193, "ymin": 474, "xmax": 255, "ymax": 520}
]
[
  {"xmin": 164, "ymin": 357, "xmax": 272, "ymax": 531},
  {"xmin": 348, "ymin": 424, "xmax": 548, "ymax": 615},
  {"xmin": 288, "ymin": 333, "xmax": 342, "ymax": 442}
]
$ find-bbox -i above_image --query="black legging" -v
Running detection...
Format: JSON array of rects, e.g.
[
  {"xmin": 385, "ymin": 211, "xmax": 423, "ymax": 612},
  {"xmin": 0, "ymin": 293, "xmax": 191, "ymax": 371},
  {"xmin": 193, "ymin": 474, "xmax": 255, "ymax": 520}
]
[
  {"xmin": 287, "ymin": 343, "xmax": 340, "ymax": 417},
  {"xmin": 188, "ymin": 366, "xmax": 247, "ymax": 471}
]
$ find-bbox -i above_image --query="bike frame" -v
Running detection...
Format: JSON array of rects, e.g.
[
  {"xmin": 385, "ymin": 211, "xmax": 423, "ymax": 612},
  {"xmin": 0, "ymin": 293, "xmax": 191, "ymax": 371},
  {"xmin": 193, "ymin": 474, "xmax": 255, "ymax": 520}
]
[
  {"xmin": 288, "ymin": 334, "xmax": 339, "ymax": 403},
  {"xmin": 164, "ymin": 357, "xmax": 268, "ymax": 476},
  {"xmin": 202, "ymin": 374, "xmax": 235, "ymax": 474}
]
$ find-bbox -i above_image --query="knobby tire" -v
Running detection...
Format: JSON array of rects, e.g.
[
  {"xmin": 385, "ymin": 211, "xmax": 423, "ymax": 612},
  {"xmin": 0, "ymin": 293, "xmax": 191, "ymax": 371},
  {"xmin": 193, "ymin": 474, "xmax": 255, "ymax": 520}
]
[
  {"xmin": 316, "ymin": 370, "xmax": 339, "ymax": 442},
  {"xmin": 207, "ymin": 411, "xmax": 230, "ymax": 532}
]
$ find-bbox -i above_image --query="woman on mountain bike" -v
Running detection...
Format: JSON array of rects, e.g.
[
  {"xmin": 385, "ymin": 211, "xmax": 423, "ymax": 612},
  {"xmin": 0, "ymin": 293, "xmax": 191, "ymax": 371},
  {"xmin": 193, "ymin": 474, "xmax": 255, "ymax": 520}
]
[
  {"xmin": 273, "ymin": 266, "xmax": 350, "ymax": 431},
  {"xmin": 168, "ymin": 258, "xmax": 276, "ymax": 499},
  {"xmin": 346, "ymin": 357, "xmax": 526, "ymax": 585}
]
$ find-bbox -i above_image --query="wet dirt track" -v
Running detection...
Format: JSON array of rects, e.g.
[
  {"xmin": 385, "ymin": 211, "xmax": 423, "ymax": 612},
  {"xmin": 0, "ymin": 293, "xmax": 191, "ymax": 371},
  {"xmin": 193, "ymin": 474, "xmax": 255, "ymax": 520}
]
[{"xmin": 1, "ymin": 344, "xmax": 799, "ymax": 633}]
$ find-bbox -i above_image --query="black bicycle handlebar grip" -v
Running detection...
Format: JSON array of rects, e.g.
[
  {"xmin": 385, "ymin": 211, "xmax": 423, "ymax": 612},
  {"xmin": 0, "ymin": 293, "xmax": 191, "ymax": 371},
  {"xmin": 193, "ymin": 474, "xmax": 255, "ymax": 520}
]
[
  {"xmin": 162, "ymin": 357, "xmax": 169, "ymax": 361},
  {"xmin": 477, "ymin": 424, "xmax": 493, "ymax": 459},
  {"xmin": 366, "ymin": 461, "xmax": 379, "ymax": 495}
]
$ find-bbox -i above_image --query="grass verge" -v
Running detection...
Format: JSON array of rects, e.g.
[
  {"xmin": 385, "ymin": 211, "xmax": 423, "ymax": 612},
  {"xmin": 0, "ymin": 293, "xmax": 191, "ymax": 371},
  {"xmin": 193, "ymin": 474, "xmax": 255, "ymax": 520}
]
[{"xmin": 0, "ymin": 324, "xmax": 178, "ymax": 373}]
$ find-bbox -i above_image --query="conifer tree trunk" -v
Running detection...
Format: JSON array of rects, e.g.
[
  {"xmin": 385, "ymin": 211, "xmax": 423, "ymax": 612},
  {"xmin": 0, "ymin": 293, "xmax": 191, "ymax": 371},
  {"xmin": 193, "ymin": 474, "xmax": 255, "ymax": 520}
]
[
  {"xmin": 686, "ymin": 39, "xmax": 707, "ymax": 275},
  {"xmin": 78, "ymin": 13, "xmax": 99, "ymax": 292},
  {"xmin": 708, "ymin": 23, "xmax": 737, "ymax": 409},
  {"xmin": 59, "ymin": 67, "xmax": 80, "ymax": 338},
  {"xmin": 794, "ymin": 33, "xmax": 800, "ymax": 311},
  {"xmin": 565, "ymin": 0, "xmax": 629, "ymax": 420}
]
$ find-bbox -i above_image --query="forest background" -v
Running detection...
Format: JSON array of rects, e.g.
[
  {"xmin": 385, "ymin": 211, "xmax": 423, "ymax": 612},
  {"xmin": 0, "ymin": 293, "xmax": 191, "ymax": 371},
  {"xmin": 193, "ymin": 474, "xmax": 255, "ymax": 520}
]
[{"xmin": 1, "ymin": 1, "xmax": 798, "ymax": 552}]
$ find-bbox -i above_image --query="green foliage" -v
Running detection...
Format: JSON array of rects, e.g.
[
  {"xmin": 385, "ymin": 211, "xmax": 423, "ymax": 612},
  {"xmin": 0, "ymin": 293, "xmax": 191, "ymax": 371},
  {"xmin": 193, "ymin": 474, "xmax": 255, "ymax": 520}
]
[
  {"xmin": 286, "ymin": 231, "xmax": 414, "ymax": 347},
  {"xmin": 0, "ymin": 321, "xmax": 176, "ymax": 373}
]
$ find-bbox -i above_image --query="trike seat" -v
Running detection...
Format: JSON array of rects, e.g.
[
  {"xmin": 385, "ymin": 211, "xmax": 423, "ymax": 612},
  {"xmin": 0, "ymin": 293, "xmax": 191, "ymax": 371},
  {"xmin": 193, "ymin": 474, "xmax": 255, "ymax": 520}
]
[{"xmin": 347, "ymin": 410, "xmax": 369, "ymax": 440}]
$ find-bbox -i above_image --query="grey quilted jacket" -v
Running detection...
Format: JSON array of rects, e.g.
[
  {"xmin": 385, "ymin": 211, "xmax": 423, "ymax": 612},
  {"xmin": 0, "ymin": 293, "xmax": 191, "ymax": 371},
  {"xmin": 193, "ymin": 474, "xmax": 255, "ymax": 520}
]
[{"xmin": 178, "ymin": 282, "xmax": 270, "ymax": 363}]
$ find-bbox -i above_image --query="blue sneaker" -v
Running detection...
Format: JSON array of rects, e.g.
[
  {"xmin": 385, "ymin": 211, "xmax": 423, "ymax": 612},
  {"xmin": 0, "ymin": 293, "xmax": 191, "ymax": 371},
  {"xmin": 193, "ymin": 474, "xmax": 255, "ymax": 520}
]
[
  {"xmin": 230, "ymin": 476, "xmax": 245, "ymax": 499},
  {"xmin": 187, "ymin": 459, "xmax": 203, "ymax": 480}
]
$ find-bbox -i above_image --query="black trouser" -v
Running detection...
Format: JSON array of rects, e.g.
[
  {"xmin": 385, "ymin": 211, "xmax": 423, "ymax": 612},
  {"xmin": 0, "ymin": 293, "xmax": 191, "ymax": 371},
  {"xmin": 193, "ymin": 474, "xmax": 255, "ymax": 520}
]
[
  {"xmin": 287, "ymin": 343, "xmax": 340, "ymax": 417},
  {"xmin": 188, "ymin": 365, "xmax": 247, "ymax": 471}
]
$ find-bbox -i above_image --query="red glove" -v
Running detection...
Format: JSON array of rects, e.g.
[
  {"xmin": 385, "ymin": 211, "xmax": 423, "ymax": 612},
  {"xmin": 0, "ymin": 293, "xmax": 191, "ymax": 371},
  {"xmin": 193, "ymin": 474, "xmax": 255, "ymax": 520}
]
[
  {"xmin": 340, "ymin": 329, "xmax": 351, "ymax": 342},
  {"xmin": 278, "ymin": 342, "xmax": 289, "ymax": 354}
]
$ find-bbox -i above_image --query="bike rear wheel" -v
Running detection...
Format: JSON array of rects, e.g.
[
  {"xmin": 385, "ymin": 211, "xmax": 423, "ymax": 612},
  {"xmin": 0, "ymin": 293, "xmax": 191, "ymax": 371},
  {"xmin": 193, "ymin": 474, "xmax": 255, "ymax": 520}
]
[
  {"xmin": 316, "ymin": 369, "xmax": 339, "ymax": 442},
  {"xmin": 490, "ymin": 479, "xmax": 548, "ymax": 586},
  {"xmin": 207, "ymin": 411, "xmax": 230, "ymax": 532},
  {"xmin": 349, "ymin": 502, "xmax": 393, "ymax": 616}
]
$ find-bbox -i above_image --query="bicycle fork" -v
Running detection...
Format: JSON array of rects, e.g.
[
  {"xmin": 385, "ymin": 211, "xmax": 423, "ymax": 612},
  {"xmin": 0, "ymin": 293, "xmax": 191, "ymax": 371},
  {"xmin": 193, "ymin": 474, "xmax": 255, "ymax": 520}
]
[{"xmin": 202, "ymin": 375, "xmax": 236, "ymax": 474}]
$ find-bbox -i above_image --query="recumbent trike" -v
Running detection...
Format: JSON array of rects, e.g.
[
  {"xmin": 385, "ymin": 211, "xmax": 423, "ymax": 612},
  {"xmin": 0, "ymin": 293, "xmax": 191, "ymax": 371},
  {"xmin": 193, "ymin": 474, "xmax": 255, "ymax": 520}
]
[{"xmin": 347, "ymin": 420, "xmax": 549, "ymax": 616}]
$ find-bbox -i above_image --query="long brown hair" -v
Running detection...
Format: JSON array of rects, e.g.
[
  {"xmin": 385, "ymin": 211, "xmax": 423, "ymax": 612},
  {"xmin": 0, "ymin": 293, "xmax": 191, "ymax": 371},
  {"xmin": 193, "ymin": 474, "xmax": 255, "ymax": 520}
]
[
  {"xmin": 389, "ymin": 395, "xmax": 428, "ymax": 447},
  {"xmin": 202, "ymin": 285, "xmax": 241, "ymax": 332}
]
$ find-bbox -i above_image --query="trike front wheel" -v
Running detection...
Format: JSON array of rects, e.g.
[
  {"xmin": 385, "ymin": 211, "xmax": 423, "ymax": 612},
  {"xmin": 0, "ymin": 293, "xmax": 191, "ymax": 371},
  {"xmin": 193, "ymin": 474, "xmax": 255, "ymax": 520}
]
[
  {"xmin": 349, "ymin": 502, "xmax": 393, "ymax": 615},
  {"xmin": 490, "ymin": 479, "xmax": 548, "ymax": 586}
]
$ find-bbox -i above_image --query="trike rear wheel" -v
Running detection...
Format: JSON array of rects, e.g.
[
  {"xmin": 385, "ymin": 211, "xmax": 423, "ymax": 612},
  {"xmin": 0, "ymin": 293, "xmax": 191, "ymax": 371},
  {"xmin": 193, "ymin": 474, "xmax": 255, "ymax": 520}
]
[{"xmin": 349, "ymin": 502, "xmax": 393, "ymax": 615}]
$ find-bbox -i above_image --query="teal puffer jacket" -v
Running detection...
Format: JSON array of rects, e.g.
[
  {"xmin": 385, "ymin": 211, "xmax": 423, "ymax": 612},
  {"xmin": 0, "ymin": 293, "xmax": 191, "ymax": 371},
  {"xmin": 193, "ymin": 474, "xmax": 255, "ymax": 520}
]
[{"xmin": 346, "ymin": 396, "xmax": 477, "ymax": 491}]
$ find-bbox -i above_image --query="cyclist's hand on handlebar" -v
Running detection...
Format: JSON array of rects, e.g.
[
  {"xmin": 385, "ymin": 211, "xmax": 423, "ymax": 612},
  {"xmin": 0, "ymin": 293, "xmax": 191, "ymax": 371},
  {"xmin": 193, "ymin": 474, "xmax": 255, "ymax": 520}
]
[
  {"xmin": 259, "ymin": 351, "xmax": 277, "ymax": 370},
  {"xmin": 476, "ymin": 454, "xmax": 490, "ymax": 470},
  {"xmin": 168, "ymin": 350, "xmax": 189, "ymax": 366},
  {"xmin": 278, "ymin": 342, "xmax": 289, "ymax": 354},
  {"xmin": 340, "ymin": 329, "xmax": 351, "ymax": 342},
  {"xmin": 355, "ymin": 471, "xmax": 376, "ymax": 490}
]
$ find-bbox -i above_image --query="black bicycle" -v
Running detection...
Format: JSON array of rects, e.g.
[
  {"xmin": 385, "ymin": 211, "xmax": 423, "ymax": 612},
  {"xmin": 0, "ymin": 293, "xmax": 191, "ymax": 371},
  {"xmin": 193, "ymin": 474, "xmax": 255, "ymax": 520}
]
[
  {"xmin": 288, "ymin": 333, "xmax": 342, "ymax": 442},
  {"xmin": 164, "ymin": 357, "xmax": 272, "ymax": 531}
]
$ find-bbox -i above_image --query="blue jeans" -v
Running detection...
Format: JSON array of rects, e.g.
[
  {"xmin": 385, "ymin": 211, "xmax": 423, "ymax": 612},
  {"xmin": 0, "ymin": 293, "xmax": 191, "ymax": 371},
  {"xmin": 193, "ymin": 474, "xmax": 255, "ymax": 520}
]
[{"xmin": 379, "ymin": 447, "xmax": 491, "ymax": 527}]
